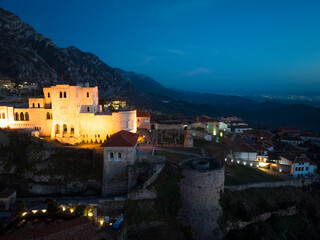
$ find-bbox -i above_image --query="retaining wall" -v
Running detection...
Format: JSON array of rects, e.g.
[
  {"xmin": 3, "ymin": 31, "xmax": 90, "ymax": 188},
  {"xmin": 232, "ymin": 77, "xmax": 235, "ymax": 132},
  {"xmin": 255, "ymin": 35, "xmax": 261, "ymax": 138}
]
[{"xmin": 225, "ymin": 177, "xmax": 313, "ymax": 191}]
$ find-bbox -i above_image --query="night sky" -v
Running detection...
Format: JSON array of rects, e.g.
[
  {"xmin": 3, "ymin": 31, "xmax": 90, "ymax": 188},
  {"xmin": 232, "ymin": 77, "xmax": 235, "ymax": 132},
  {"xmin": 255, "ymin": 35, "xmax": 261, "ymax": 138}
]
[{"xmin": 1, "ymin": 0, "xmax": 320, "ymax": 94}]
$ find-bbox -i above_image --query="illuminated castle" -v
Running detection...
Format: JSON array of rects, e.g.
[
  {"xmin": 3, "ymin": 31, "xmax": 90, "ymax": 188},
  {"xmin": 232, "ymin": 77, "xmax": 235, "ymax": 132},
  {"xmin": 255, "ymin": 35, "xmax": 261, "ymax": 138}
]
[{"xmin": 0, "ymin": 84, "xmax": 137, "ymax": 144}]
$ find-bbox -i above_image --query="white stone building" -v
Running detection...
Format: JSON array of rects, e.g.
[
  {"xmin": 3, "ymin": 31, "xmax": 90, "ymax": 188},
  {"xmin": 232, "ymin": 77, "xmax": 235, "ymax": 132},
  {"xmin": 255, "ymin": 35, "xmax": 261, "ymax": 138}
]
[{"xmin": 0, "ymin": 84, "xmax": 137, "ymax": 144}]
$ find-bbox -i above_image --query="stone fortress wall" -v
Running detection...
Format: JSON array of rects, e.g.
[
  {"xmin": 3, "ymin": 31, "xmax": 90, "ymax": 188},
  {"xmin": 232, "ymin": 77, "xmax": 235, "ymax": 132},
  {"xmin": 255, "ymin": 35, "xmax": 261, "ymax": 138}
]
[
  {"xmin": 102, "ymin": 146, "xmax": 137, "ymax": 197},
  {"xmin": 181, "ymin": 159, "xmax": 225, "ymax": 240}
]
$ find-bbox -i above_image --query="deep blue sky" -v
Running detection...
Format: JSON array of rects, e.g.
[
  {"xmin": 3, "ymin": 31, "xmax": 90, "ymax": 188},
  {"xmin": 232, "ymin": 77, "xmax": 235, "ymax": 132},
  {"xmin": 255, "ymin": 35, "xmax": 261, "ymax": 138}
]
[{"xmin": 1, "ymin": 0, "xmax": 320, "ymax": 94}]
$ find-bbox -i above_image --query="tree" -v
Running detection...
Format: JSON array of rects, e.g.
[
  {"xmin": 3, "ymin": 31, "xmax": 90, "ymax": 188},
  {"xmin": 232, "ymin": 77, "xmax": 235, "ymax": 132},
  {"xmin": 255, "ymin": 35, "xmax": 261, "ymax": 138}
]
[
  {"xmin": 46, "ymin": 200, "xmax": 58, "ymax": 214},
  {"xmin": 74, "ymin": 204, "xmax": 88, "ymax": 217}
]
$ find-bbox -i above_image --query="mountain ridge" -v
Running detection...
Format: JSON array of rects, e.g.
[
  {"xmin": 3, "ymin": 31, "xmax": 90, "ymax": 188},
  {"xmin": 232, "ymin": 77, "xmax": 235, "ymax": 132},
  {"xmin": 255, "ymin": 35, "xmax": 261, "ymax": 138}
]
[
  {"xmin": 0, "ymin": 7, "xmax": 134, "ymax": 96},
  {"xmin": 1, "ymin": 8, "xmax": 320, "ymax": 132}
]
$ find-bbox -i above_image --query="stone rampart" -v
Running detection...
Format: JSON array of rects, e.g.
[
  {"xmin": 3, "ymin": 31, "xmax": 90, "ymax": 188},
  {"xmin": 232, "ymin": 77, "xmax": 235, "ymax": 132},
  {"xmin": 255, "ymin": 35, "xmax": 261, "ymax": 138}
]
[
  {"xmin": 225, "ymin": 177, "xmax": 313, "ymax": 191},
  {"xmin": 181, "ymin": 160, "xmax": 225, "ymax": 240}
]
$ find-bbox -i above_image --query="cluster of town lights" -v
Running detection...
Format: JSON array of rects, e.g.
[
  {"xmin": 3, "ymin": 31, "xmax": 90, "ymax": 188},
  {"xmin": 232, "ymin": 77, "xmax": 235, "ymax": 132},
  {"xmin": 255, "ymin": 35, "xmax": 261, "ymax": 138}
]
[
  {"xmin": 21, "ymin": 206, "xmax": 103, "ymax": 222},
  {"xmin": 227, "ymin": 158, "xmax": 284, "ymax": 173}
]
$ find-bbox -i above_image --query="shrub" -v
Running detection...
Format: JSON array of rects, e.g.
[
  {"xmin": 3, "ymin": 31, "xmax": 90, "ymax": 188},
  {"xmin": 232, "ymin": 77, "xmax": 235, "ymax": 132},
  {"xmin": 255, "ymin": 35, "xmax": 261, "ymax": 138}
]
[
  {"xmin": 16, "ymin": 201, "xmax": 26, "ymax": 217},
  {"xmin": 47, "ymin": 200, "xmax": 58, "ymax": 214},
  {"xmin": 74, "ymin": 204, "xmax": 88, "ymax": 217}
]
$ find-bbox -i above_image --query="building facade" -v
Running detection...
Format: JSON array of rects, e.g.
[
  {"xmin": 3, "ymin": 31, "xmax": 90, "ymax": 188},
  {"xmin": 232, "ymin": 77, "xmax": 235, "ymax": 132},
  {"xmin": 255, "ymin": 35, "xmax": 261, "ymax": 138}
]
[
  {"xmin": 101, "ymin": 130, "xmax": 139, "ymax": 196},
  {"xmin": 0, "ymin": 84, "xmax": 137, "ymax": 144}
]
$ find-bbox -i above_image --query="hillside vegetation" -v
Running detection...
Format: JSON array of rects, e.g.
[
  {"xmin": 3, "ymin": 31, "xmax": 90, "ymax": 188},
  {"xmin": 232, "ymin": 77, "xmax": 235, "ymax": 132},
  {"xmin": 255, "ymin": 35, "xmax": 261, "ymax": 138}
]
[{"xmin": 0, "ymin": 129, "xmax": 103, "ymax": 196}]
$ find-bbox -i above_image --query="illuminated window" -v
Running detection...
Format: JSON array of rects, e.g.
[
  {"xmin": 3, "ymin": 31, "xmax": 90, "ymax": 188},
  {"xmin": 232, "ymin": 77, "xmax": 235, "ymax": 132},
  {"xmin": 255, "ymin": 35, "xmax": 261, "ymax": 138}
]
[
  {"xmin": 20, "ymin": 112, "xmax": 24, "ymax": 121},
  {"xmin": 63, "ymin": 124, "xmax": 67, "ymax": 135},
  {"xmin": 2, "ymin": 113, "xmax": 5, "ymax": 119}
]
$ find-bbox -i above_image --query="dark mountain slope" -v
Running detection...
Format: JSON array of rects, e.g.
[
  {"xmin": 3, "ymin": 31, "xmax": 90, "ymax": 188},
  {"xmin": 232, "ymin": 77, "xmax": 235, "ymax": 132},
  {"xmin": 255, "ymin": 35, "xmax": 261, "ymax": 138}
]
[
  {"xmin": 0, "ymin": 8, "xmax": 134, "ymax": 96},
  {"xmin": 0, "ymin": 8, "xmax": 319, "ymax": 132}
]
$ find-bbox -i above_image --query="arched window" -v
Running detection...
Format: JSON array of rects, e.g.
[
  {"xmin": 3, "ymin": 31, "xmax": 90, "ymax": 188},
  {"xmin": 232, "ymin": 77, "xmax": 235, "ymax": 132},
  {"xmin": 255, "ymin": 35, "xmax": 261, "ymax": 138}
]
[
  {"xmin": 48, "ymin": 92, "xmax": 50, "ymax": 98},
  {"xmin": 38, "ymin": 103, "xmax": 40, "ymax": 108},
  {"xmin": 63, "ymin": 124, "xmax": 67, "ymax": 135},
  {"xmin": 2, "ymin": 113, "xmax": 5, "ymax": 119},
  {"xmin": 60, "ymin": 92, "xmax": 62, "ymax": 98},
  {"xmin": 118, "ymin": 152, "xmax": 122, "ymax": 159},
  {"xmin": 70, "ymin": 125, "xmax": 74, "ymax": 135},
  {"xmin": 109, "ymin": 152, "xmax": 114, "ymax": 161},
  {"xmin": 25, "ymin": 112, "xmax": 29, "ymax": 121},
  {"xmin": 87, "ymin": 92, "xmax": 89, "ymax": 98},
  {"xmin": 32, "ymin": 103, "xmax": 35, "ymax": 108},
  {"xmin": 46, "ymin": 112, "xmax": 50, "ymax": 119},
  {"xmin": 64, "ymin": 91, "xmax": 66, "ymax": 98},
  {"xmin": 20, "ymin": 112, "xmax": 24, "ymax": 121},
  {"xmin": 55, "ymin": 124, "xmax": 60, "ymax": 135},
  {"xmin": 15, "ymin": 112, "xmax": 19, "ymax": 121}
]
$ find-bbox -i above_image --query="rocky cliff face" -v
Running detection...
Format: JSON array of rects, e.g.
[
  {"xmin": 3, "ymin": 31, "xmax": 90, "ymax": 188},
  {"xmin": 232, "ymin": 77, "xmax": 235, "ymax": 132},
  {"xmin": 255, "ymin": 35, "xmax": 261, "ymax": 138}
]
[
  {"xmin": 0, "ymin": 8, "xmax": 134, "ymax": 96},
  {"xmin": 0, "ymin": 129, "xmax": 103, "ymax": 196}
]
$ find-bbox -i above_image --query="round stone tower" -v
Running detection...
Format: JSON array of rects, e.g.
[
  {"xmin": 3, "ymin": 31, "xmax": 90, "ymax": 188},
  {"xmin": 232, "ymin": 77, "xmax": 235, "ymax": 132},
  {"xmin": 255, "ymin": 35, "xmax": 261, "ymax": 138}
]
[{"xmin": 181, "ymin": 158, "xmax": 224, "ymax": 240}]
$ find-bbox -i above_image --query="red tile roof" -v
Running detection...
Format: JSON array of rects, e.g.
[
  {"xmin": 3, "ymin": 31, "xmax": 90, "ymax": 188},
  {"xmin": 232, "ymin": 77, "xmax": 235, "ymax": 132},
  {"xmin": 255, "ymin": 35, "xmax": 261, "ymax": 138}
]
[
  {"xmin": 280, "ymin": 152, "xmax": 311, "ymax": 164},
  {"xmin": 137, "ymin": 110, "xmax": 151, "ymax": 118},
  {"xmin": 244, "ymin": 129, "xmax": 272, "ymax": 138},
  {"xmin": 300, "ymin": 132, "xmax": 318, "ymax": 137},
  {"xmin": 113, "ymin": 97, "xmax": 126, "ymax": 101},
  {"xmin": 1, "ymin": 217, "xmax": 98, "ymax": 240},
  {"xmin": 231, "ymin": 120, "xmax": 246, "ymax": 124},
  {"xmin": 235, "ymin": 143, "xmax": 258, "ymax": 153},
  {"xmin": 233, "ymin": 125, "xmax": 252, "ymax": 129},
  {"xmin": 101, "ymin": 130, "xmax": 138, "ymax": 147},
  {"xmin": 196, "ymin": 115, "xmax": 218, "ymax": 123},
  {"xmin": 278, "ymin": 127, "xmax": 298, "ymax": 132}
]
